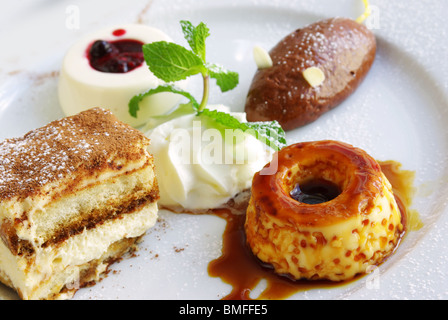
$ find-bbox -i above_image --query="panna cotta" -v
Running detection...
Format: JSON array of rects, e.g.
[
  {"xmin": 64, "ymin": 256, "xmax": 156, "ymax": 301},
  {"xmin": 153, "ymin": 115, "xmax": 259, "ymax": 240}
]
[{"xmin": 58, "ymin": 24, "xmax": 188, "ymax": 127}]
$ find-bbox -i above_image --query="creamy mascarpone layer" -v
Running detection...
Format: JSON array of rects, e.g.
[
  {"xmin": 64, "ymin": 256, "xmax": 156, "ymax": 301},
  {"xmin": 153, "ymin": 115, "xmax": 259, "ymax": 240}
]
[
  {"xmin": 58, "ymin": 24, "xmax": 188, "ymax": 127},
  {"xmin": 0, "ymin": 156, "xmax": 152, "ymax": 243},
  {"xmin": 0, "ymin": 202, "xmax": 158, "ymax": 300},
  {"xmin": 146, "ymin": 105, "xmax": 274, "ymax": 211}
]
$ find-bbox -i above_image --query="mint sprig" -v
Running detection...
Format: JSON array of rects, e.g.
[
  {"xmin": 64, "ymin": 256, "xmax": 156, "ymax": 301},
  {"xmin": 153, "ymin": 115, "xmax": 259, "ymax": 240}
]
[
  {"xmin": 129, "ymin": 20, "xmax": 286, "ymax": 151},
  {"xmin": 180, "ymin": 20, "xmax": 209, "ymax": 62},
  {"xmin": 142, "ymin": 42, "xmax": 205, "ymax": 82},
  {"xmin": 129, "ymin": 84, "xmax": 199, "ymax": 118},
  {"xmin": 199, "ymin": 109, "xmax": 286, "ymax": 151}
]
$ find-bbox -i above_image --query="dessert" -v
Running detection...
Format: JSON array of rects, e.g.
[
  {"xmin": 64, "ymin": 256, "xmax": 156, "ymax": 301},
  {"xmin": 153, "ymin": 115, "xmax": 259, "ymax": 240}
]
[
  {"xmin": 0, "ymin": 108, "xmax": 159, "ymax": 300},
  {"xmin": 245, "ymin": 17, "xmax": 376, "ymax": 130},
  {"xmin": 146, "ymin": 105, "xmax": 274, "ymax": 211},
  {"xmin": 130, "ymin": 20, "xmax": 283, "ymax": 212},
  {"xmin": 58, "ymin": 24, "xmax": 188, "ymax": 127},
  {"xmin": 245, "ymin": 140, "xmax": 404, "ymax": 281}
]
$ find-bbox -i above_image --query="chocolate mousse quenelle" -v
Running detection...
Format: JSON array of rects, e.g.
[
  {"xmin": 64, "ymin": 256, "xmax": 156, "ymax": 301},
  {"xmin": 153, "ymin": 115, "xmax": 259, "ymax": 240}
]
[{"xmin": 245, "ymin": 16, "xmax": 376, "ymax": 130}]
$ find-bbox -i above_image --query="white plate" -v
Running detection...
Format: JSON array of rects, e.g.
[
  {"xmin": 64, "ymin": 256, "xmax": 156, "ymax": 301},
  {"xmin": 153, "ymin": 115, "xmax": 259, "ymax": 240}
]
[{"xmin": 1, "ymin": 0, "xmax": 448, "ymax": 300}]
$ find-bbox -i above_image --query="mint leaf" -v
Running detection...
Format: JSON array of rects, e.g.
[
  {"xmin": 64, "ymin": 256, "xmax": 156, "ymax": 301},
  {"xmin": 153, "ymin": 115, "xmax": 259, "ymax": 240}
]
[
  {"xmin": 207, "ymin": 63, "xmax": 239, "ymax": 92},
  {"xmin": 244, "ymin": 121, "xmax": 287, "ymax": 152},
  {"xmin": 199, "ymin": 108, "xmax": 243, "ymax": 129},
  {"xmin": 199, "ymin": 108, "xmax": 286, "ymax": 151},
  {"xmin": 143, "ymin": 102, "xmax": 197, "ymax": 130},
  {"xmin": 142, "ymin": 41, "xmax": 205, "ymax": 82},
  {"xmin": 129, "ymin": 84, "xmax": 199, "ymax": 118},
  {"xmin": 180, "ymin": 20, "xmax": 210, "ymax": 62}
]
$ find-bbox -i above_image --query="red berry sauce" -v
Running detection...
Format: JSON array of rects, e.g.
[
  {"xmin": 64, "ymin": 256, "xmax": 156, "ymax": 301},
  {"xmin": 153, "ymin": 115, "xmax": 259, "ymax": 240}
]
[
  {"xmin": 112, "ymin": 28, "xmax": 126, "ymax": 37},
  {"xmin": 87, "ymin": 37, "xmax": 144, "ymax": 73}
]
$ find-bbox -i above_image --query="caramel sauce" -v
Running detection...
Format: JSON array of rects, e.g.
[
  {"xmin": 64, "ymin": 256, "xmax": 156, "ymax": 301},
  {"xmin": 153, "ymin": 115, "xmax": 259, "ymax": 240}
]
[
  {"xmin": 207, "ymin": 209, "xmax": 348, "ymax": 300},
  {"xmin": 206, "ymin": 160, "xmax": 417, "ymax": 300},
  {"xmin": 290, "ymin": 178, "xmax": 341, "ymax": 205},
  {"xmin": 378, "ymin": 161, "xmax": 422, "ymax": 231}
]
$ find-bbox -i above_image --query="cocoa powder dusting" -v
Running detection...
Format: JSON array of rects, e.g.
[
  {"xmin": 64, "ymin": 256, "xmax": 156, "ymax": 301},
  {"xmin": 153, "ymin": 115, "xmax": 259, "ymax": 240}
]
[{"xmin": 0, "ymin": 107, "xmax": 150, "ymax": 201}]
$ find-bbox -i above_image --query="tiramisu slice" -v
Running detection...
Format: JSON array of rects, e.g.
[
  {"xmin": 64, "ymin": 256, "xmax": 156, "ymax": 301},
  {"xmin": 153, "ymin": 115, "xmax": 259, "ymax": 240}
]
[{"xmin": 0, "ymin": 107, "xmax": 159, "ymax": 300}]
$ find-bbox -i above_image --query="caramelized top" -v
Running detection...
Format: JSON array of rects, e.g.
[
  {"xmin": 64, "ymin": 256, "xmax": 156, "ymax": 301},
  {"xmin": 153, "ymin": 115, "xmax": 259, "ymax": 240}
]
[
  {"xmin": 251, "ymin": 140, "xmax": 384, "ymax": 227},
  {"xmin": 0, "ymin": 108, "xmax": 150, "ymax": 201}
]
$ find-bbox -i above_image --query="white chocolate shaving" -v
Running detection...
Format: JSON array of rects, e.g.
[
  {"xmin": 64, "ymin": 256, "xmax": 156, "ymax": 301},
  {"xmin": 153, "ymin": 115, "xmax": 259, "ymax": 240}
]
[
  {"xmin": 302, "ymin": 66, "xmax": 326, "ymax": 88},
  {"xmin": 253, "ymin": 45, "xmax": 273, "ymax": 69}
]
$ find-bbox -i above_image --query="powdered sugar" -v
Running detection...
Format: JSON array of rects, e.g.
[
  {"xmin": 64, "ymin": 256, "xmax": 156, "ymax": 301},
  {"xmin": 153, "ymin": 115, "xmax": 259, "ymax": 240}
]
[{"xmin": 0, "ymin": 108, "xmax": 148, "ymax": 200}]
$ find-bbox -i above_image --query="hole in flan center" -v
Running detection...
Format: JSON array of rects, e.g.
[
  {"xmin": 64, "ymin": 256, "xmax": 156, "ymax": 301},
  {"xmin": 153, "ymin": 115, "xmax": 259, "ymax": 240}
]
[{"xmin": 290, "ymin": 178, "xmax": 341, "ymax": 204}]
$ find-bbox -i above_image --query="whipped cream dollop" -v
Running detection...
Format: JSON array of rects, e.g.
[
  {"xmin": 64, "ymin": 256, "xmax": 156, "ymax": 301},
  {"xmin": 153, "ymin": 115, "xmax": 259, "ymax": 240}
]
[{"xmin": 145, "ymin": 105, "xmax": 274, "ymax": 211}]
